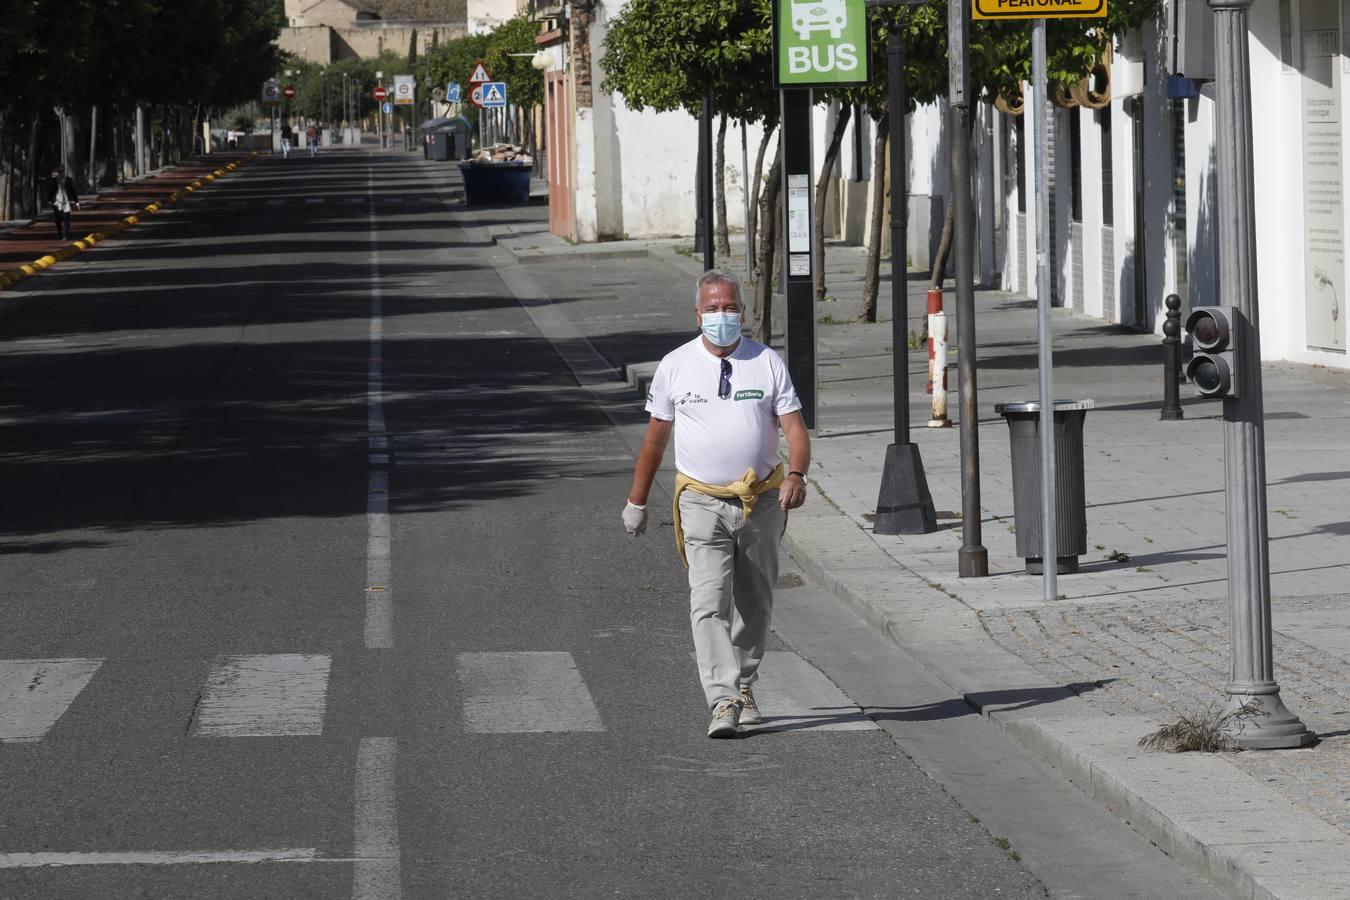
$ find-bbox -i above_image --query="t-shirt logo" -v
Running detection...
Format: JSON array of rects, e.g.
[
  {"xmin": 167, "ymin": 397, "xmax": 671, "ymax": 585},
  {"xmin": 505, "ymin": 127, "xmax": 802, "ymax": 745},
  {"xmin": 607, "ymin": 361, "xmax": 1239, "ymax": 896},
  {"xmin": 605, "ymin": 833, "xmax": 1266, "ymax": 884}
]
[
  {"xmin": 734, "ymin": 389, "xmax": 764, "ymax": 401},
  {"xmin": 676, "ymin": 391, "xmax": 708, "ymax": 406}
]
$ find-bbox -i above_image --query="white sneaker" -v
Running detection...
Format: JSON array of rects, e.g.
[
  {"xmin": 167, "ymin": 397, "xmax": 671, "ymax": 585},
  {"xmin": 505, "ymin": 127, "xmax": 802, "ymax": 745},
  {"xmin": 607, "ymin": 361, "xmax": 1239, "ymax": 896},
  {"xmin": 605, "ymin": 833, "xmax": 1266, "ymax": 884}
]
[
  {"xmin": 707, "ymin": 698, "xmax": 741, "ymax": 738},
  {"xmin": 738, "ymin": 686, "xmax": 762, "ymax": 726}
]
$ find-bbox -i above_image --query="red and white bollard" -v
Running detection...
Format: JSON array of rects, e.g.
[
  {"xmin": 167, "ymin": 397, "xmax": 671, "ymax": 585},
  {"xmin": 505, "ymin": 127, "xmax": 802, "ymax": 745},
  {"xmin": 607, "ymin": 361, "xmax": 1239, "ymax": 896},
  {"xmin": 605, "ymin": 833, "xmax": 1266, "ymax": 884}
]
[
  {"xmin": 925, "ymin": 289, "xmax": 942, "ymax": 394},
  {"xmin": 928, "ymin": 302, "xmax": 952, "ymax": 428}
]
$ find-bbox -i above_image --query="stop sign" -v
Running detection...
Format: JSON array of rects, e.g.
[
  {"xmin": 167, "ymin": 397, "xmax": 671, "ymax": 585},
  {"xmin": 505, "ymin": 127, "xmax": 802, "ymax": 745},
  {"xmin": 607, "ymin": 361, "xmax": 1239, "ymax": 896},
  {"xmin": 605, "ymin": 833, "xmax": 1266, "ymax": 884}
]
[
  {"xmin": 373, "ymin": 87, "xmax": 388, "ymax": 100},
  {"xmin": 282, "ymin": 84, "xmax": 296, "ymax": 98}
]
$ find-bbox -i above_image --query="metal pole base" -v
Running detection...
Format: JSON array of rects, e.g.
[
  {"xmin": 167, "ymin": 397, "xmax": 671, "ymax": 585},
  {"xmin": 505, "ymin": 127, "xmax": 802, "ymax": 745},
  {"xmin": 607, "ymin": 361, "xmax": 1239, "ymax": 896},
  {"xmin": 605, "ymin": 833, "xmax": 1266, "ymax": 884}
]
[
  {"xmin": 873, "ymin": 443, "xmax": 938, "ymax": 535},
  {"xmin": 1159, "ymin": 407, "xmax": 1184, "ymax": 422},
  {"xmin": 1226, "ymin": 689, "xmax": 1316, "ymax": 749},
  {"xmin": 958, "ymin": 545, "xmax": 988, "ymax": 578}
]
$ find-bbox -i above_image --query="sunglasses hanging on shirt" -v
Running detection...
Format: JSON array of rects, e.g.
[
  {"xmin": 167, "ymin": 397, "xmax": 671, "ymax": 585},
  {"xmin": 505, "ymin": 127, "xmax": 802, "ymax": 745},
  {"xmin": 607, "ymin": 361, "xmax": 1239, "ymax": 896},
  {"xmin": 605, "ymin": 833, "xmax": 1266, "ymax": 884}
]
[{"xmin": 717, "ymin": 358, "xmax": 732, "ymax": 399}]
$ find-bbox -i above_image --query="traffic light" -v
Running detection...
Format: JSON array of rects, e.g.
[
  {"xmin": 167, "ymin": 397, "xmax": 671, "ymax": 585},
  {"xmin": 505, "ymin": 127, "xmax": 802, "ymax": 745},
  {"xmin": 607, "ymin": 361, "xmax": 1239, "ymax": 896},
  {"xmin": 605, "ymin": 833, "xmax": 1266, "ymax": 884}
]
[{"xmin": 1185, "ymin": 306, "xmax": 1241, "ymax": 399}]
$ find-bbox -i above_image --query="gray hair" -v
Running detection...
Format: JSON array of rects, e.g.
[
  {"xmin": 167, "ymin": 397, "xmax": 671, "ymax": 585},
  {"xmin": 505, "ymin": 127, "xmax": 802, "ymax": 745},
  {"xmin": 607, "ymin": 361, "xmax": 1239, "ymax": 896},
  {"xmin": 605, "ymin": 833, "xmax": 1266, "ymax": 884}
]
[{"xmin": 695, "ymin": 269, "xmax": 744, "ymax": 309}]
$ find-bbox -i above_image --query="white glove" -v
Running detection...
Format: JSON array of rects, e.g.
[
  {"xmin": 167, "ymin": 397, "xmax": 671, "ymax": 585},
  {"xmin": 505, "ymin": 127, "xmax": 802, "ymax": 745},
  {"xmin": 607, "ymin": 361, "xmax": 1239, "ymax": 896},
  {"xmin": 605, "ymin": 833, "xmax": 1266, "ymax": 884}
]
[{"xmin": 622, "ymin": 501, "xmax": 648, "ymax": 536}]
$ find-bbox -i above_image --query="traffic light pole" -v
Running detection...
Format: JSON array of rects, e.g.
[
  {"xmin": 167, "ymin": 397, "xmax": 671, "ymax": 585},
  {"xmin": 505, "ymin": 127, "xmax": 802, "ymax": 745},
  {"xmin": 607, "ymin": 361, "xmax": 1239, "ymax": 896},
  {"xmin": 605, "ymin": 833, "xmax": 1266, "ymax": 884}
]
[{"xmin": 1209, "ymin": 0, "xmax": 1311, "ymax": 748}]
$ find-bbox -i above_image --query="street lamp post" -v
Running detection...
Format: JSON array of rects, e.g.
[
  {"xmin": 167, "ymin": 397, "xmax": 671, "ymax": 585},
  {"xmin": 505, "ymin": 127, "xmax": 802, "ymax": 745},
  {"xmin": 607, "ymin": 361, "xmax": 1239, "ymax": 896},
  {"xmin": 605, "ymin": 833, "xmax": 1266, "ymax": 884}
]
[
  {"xmin": 1207, "ymin": 0, "xmax": 1312, "ymax": 748},
  {"xmin": 866, "ymin": 0, "xmax": 939, "ymax": 536}
]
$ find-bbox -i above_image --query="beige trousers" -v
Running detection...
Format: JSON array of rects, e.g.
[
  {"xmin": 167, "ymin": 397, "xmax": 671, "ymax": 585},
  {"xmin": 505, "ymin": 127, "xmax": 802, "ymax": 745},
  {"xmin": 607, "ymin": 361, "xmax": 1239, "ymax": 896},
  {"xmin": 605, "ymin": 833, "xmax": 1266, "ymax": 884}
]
[{"xmin": 678, "ymin": 489, "xmax": 784, "ymax": 710}]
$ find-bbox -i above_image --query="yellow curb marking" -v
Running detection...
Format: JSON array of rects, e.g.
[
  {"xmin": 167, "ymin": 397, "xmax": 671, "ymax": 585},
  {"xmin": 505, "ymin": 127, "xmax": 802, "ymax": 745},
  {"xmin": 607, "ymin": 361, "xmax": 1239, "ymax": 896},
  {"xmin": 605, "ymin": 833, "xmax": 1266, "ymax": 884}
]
[{"xmin": 2, "ymin": 154, "xmax": 258, "ymax": 292}]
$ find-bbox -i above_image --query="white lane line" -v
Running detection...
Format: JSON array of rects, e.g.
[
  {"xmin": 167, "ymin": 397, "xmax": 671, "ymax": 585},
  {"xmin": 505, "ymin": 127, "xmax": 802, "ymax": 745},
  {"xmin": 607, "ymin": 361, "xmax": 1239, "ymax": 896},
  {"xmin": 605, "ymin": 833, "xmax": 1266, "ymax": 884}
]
[
  {"xmin": 366, "ymin": 469, "xmax": 393, "ymax": 649},
  {"xmin": 747, "ymin": 652, "xmax": 875, "ymax": 733},
  {"xmin": 352, "ymin": 737, "xmax": 400, "ymax": 899},
  {"xmin": 366, "ymin": 170, "xmax": 392, "ymax": 650},
  {"xmin": 0, "ymin": 658, "xmax": 104, "ymax": 742},
  {"xmin": 457, "ymin": 652, "xmax": 604, "ymax": 733},
  {"xmin": 0, "ymin": 849, "xmax": 321, "ymax": 868},
  {"xmin": 191, "ymin": 654, "xmax": 332, "ymax": 737}
]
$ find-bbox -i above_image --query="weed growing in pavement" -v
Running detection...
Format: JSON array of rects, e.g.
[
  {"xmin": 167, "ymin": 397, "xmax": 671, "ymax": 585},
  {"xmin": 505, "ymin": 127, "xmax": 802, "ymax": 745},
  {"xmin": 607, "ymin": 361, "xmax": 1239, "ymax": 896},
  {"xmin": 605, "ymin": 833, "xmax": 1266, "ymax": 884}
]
[
  {"xmin": 907, "ymin": 329, "xmax": 922, "ymax": 350},
  {"xmin": 1106, "ymin": 549, "xmax": 1130, "ymax": 562},
  {"xmin": 674, "ymin": 246, "xmax": 694, "ymax": 258},
  {"xmin": 1135, "ymin": 566, "xmax": 1153, "ymax": 573},
  {"xmin": 1144, "ymin": 536, "xmax": 1154, "ymax": 543},
  {"xmin": 991, "ymin": 836, "xmax": 1021, "ymax": 862},
  {"xmin": 1138, "ymin": 701, "xmax": 1266, "ymax": 753}
]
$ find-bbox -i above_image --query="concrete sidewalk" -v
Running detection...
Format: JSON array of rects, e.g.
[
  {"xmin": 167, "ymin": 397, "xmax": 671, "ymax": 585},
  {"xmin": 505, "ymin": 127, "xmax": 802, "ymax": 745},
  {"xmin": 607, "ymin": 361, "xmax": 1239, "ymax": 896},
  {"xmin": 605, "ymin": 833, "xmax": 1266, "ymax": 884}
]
[{"xmin": 463, "ymin": 197, "xmax": 1350, "ymax": 898}]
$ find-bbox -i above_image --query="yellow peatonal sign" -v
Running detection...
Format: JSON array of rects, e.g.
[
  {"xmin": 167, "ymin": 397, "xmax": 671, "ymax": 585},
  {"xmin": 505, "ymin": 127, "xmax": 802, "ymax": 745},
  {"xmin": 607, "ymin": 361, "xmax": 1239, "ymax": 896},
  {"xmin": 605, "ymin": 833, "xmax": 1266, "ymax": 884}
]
[{"xmin": 973, "ymin": 0, "xmax": 1107, "ymax": 19}]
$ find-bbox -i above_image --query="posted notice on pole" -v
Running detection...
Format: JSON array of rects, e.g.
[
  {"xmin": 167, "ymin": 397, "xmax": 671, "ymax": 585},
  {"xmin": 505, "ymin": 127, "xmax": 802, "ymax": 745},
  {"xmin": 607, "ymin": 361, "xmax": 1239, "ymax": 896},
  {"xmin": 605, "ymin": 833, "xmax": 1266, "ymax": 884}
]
[{"xmin": 972, "ymin": 0, "xmax": 1106, "ymax": 19}]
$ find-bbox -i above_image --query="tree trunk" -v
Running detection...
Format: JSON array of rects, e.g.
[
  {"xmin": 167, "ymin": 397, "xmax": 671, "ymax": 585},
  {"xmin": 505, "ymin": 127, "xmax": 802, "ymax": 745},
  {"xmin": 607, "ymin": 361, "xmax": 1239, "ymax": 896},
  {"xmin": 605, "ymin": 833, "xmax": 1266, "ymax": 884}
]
[
  {"xmin": 813, "ymin": 103, "xmax": 852, "ymax": 302},
  {"xmin": 860, "ymin": 112, "xmax": 890, "ymax": 323},
  {"xmin": 747, "ymin": 122, "xmax": 776, "ymax": 279},
  {"xmin": 928, "ymin": 192, "xmax": 955, "ymax": 291},
  {"xmin": 929, "ymin": 109, "xmax": 978, "ymax": 291},
  {"xmin": 753, "ymin": 137, "xmax": 783, "ymax": 343},
  {"xmin": 715, "ymin": 113, "xmax": 731, "ymax": 257}
]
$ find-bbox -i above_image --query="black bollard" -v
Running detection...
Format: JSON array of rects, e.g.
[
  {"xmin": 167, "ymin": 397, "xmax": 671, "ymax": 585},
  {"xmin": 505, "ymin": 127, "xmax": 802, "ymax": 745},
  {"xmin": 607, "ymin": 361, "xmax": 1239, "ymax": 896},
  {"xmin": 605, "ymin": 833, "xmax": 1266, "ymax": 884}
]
[{"xmin": 1161, "ymin": 293, "xmax": 1184, "ymax": 421}]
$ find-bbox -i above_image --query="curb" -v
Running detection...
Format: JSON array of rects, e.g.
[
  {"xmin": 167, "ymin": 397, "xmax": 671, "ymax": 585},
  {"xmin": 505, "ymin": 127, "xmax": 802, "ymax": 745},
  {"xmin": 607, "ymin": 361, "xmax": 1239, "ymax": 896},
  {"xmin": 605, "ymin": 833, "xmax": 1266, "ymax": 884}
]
[{"xmin": 0, "ymin": 152, "xmax": 260, "ymax": 291}]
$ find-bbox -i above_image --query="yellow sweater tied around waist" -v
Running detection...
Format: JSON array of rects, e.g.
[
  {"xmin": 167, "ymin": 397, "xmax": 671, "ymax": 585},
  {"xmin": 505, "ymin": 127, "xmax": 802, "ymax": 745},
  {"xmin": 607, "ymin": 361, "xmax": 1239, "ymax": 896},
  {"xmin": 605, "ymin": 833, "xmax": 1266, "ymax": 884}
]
[{"xmin": 671, "ymin": 464, "xmax": 784, "ymax": 567}]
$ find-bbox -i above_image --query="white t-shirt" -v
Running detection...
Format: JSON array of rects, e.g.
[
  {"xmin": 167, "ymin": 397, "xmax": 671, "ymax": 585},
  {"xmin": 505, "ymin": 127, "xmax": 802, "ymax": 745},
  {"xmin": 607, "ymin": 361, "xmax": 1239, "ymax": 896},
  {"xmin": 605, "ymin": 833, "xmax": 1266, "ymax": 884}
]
[{"xmin": 645, "ymin": 336, "xmax": 802, "ymax": 485}]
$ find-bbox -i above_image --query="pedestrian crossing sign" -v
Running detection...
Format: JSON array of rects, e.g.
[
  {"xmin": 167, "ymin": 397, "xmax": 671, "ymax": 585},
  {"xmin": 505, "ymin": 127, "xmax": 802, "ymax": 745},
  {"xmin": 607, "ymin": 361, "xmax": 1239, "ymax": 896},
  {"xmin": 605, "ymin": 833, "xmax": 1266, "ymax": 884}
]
[{"xmin": 481, "ymin": 82, "xmax": 508, "ymax": 108}]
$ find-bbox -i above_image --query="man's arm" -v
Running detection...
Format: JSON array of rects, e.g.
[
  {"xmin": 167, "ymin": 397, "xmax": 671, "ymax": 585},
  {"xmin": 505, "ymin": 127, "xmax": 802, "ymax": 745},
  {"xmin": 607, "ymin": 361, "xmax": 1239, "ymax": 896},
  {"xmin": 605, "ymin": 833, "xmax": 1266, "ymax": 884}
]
[
  {"xmin": 628, "ymin": 416, "xmax": 673, "ymax": 506},
  {"xmin": 778, "ymin": 410, "xmax": 811, "ymax": 510}
]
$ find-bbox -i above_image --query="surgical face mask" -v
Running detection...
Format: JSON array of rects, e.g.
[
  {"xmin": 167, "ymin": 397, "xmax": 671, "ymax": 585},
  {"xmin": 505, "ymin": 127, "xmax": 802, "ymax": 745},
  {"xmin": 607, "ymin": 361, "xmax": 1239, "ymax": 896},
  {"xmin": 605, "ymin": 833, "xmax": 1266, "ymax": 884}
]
[{"xmin": 700, "ymin": 311, "xmax": 742, "ymax": 347}]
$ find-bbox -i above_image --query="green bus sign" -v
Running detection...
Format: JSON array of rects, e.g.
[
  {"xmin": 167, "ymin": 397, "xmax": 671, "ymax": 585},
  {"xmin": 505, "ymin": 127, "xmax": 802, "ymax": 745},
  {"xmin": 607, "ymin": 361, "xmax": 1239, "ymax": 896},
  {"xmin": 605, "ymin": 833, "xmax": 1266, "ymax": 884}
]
[{"xmin": 774, "ymin": 0, "xmax": 871, "ymax": 88}]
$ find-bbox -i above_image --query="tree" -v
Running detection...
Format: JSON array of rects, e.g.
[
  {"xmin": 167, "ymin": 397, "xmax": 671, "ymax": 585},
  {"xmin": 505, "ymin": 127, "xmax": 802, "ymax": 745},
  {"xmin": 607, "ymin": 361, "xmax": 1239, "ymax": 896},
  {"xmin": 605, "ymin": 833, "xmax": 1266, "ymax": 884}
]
[{"xmin": 603, "ymin": 0, "xmax": 779, "ymax": 333}]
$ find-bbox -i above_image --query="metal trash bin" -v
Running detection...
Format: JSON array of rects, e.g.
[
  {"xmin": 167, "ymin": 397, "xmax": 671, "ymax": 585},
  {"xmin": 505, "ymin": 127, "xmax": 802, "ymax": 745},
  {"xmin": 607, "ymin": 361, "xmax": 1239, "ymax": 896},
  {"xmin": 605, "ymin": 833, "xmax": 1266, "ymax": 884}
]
[{"xmin": 994, "ymin": 400, "xmax": 1094, "ymax": 574}]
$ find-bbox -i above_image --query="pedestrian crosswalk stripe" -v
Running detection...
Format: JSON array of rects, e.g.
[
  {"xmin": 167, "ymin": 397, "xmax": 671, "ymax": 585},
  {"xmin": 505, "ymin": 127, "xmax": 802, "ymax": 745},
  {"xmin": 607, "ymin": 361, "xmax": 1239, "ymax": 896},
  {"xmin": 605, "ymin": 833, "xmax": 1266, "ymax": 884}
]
[
  {"xmin": 0, "ymin": 658, "xmax": 104, "ymax": 743},
  {"xmin": 457, "ymin": 652, "xmax": 604, "ymax": 733},
  {"xmin": 0, "ymin": 849, "xmax": 321, "ymax": 868},
  {"xmin": 747, "ymin": 652, "xmax": 876, "ymax": 732},
  {"xmin": 190, "ymin": 654, "xmax": 332, "ymax": 737}
]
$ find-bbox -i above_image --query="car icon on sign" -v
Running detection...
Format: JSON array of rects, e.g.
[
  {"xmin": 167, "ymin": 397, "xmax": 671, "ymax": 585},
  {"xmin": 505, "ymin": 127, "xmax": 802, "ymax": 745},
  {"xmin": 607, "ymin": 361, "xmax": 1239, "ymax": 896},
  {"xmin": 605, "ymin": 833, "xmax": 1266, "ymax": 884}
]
[{"xmin": 792, "ymin": 0, "xmax": 846, "ymax": 41}]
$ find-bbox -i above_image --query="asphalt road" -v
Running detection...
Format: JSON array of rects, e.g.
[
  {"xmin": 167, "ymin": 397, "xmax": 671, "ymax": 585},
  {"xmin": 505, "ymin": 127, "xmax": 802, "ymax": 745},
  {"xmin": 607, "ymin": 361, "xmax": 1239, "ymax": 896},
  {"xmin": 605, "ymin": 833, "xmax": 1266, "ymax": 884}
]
[{"xmin": 0, "ymin": 147, "xmax": 1198, "ymax": 899}]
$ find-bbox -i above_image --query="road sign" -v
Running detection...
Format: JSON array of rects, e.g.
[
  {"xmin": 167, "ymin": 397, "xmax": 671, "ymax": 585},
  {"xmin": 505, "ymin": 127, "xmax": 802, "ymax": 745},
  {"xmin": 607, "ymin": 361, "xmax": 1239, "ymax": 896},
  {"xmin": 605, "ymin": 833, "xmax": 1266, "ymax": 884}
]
[
  {"xmin": 282, "ymin": 84, "xmax": 296, "ymax": 99},
  {"xmin": 480, "ymin": 82, "xmax": 507, "ymax": 108},
  {"xmin": 447, "ymin": 83, "xmax": 462, "ymax": 103},
  {"xmin": 393, "ymin": 74, "xmax": 415, "ymax": 105},
  {"xmin": 773, "ymin": 0, "xmax": 870, "ymax": 88},
  {"xmin": 261, "ymin": 79, "xmax": 280, "ymax": 105},
  {"xmin": 469, "ymin": 84, "xmax": 485, "ymax": 109},
  {"xmin": 373, "ymin": 86, "xmax": 388, "ymax": 100},
  {"xmin": 382, "ymin": 101, "xmax": 393, "ymax": 115},
  {"xmin": 972, "ymin": 0, "xmax": 1106, "ymax": 19},
  {"xmin": 467, "ymin": 61, "xmax": 492, "ymax": 85}
]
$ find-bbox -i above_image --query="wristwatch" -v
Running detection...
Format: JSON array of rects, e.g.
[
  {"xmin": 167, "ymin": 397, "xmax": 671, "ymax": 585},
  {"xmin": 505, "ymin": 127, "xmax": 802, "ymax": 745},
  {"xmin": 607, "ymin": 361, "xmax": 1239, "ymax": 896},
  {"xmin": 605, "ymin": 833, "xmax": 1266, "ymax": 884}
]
[{"xmin": 787, "ymin": 470, "xmax": 807, "ymax": 481}]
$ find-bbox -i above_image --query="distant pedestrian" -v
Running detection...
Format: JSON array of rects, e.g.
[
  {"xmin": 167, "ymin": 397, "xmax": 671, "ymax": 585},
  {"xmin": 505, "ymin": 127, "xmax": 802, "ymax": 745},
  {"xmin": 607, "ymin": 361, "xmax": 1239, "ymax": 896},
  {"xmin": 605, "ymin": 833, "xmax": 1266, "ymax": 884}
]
[
  {"xmin": 47, "ymin": 165, "xmax": 80, "ymax": 241},
  {"xmin": 623, "ymin": 270, "xmax": 811, "ymax": 738},
  {"xmin": 306, "ymin": 123, "xmax": 319, "ymax": 157},
  {"xmin": 281, "ymin": 122, "xmax": 293, "ymax": 158}
]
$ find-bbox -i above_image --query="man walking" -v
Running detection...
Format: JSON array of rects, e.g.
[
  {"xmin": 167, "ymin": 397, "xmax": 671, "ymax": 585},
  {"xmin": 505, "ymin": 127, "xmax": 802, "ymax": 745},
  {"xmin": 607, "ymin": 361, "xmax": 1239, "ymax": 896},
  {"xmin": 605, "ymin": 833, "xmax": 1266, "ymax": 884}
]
[
  {"xmin": 623, "ymin": 270, "xmax": 811, "ymax": 738},
  {"xmin": 47, "ymin": 165, "xmax": 79, "ymax": 241}
]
